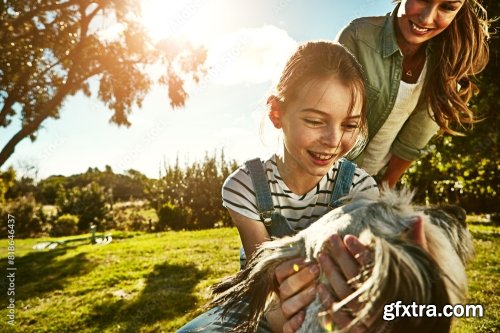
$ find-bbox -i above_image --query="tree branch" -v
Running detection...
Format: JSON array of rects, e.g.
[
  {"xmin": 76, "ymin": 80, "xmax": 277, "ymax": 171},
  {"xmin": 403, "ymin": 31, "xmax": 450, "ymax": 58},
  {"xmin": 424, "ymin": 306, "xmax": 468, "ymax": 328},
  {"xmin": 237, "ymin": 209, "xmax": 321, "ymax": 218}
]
[
  {"xmin": 0, "ymin": 0, "xmax": 82, "ymax": 44},
  {"xmin": 0, "ymin": 71, "xmax": 31, "ymax": 126}
]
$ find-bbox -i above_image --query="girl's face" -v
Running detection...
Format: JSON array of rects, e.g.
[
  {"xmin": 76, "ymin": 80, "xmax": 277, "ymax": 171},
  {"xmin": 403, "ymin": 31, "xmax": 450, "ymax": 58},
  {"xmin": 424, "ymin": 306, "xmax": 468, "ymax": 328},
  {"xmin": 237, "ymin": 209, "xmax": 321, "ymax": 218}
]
[
  {"xmin": 270, "ymin": 76, "xmax": 362, "ymax": 181},
  {"xmin": 396, "ymin": 0, "xmax": 464, "ymax": 46}
]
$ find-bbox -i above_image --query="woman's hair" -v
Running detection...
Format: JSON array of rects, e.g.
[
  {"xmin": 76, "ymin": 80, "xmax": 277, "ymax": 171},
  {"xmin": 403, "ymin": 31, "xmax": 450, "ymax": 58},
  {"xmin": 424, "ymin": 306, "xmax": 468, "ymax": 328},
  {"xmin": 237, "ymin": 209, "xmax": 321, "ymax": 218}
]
[
  {"xmin": 271, "ymin": 41, "xmax": 368, "ymax": 157},
  {"xmin": 395, "ymin": 0, "xmax": 491, "ymax": 135}
]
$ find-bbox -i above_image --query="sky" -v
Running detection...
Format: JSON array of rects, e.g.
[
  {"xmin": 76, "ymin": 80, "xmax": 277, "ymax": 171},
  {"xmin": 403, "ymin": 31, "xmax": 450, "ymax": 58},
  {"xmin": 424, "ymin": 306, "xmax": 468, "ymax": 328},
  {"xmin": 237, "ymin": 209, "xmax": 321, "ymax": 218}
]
[{"xmin": 0, "ymin": 0, "xmax": 393, "ymax": 180}]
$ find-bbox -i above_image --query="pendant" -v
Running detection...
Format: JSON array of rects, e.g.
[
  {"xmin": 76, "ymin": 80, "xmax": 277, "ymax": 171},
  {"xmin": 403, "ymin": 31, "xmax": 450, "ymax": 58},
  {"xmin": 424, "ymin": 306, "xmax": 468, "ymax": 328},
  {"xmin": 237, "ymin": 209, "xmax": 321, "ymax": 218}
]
[{"xmin": 405, "ymin": 69, "xmax": 413, "ymax": 77}]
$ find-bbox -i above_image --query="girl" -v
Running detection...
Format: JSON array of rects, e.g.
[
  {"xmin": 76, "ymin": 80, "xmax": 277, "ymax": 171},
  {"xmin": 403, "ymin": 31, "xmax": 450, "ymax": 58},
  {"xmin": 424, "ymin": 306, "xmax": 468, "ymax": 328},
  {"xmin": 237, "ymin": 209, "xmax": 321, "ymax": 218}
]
[
  {"xmin": 279, "ymin": 1, "xmax": 491, "ymax": 331},
  {"xmin": 177, "ymin": 41, "xmax": 378, "ymax": 332}
]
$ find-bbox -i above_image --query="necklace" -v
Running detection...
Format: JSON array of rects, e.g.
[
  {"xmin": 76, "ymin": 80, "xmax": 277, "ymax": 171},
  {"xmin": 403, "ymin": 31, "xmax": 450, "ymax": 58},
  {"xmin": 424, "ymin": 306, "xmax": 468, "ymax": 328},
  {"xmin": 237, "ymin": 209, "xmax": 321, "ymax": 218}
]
[{"xmin": 403, "ymin": 54, "xmax": 426, "ymax": 78}]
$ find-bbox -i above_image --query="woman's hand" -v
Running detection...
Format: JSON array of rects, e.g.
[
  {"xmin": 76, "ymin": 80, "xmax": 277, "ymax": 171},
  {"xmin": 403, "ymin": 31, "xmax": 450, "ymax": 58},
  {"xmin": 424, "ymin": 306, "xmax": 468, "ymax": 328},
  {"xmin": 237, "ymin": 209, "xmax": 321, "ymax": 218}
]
[{"xmin": 274, "ymin": 258, "xmax": 320, "ymax": 333}]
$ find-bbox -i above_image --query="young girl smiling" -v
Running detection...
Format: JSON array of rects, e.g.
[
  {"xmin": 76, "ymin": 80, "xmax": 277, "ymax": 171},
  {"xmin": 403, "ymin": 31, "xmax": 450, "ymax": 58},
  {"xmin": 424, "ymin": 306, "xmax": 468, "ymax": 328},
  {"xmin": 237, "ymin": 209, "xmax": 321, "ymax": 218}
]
[{"xmin": 178, "ymin": 41, "xmax": 378, "ymax": 332}]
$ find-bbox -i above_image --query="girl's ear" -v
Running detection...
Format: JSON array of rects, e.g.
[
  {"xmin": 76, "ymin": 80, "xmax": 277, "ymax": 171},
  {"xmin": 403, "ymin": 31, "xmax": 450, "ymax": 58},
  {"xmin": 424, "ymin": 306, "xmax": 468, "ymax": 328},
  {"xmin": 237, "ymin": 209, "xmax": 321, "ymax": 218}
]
[{"xmin": 268, "ymin": 96, "xmax": 283, "ymax": 129}]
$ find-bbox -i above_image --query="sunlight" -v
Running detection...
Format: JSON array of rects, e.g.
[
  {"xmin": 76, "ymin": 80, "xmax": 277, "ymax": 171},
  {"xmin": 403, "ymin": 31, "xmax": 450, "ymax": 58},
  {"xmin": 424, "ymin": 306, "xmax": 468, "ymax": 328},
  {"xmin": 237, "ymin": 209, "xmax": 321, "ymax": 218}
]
[{"xmin": 140, "ymin": 0, "xmax": 215, "ymax": 44}]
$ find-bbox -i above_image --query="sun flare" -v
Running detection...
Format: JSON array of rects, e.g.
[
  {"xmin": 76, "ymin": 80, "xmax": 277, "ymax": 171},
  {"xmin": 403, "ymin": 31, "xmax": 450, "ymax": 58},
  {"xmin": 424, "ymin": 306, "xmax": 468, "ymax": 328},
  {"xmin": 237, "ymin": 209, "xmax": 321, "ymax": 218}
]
[{"xmin": 140, "ymin": 0, "xmax": 214, "ymax": 43}]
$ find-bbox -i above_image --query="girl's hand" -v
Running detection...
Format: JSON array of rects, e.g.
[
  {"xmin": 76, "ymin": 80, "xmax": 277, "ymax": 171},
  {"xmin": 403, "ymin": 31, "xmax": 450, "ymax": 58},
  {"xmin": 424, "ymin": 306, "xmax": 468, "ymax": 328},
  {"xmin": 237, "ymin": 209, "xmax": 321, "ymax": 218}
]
[
  {"xmin": 317, "ymin": 234, "xmax": 372, "ymax": 332},
  {"xmin": 317, "ymin": 219, "xmax": 427, "ymax": 331},
  {"xmin": 274, "ymin": 258, "xmax": 320, "ymax": 333}
]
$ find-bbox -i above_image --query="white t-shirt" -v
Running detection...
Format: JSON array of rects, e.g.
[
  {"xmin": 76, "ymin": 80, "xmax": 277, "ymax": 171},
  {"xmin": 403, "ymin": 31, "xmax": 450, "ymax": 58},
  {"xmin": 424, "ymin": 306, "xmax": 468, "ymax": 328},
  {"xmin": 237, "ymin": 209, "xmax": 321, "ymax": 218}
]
[
  {"xmin": 361, "ymin": 62, "xmax": 427, "ymax": 175},
  {"xmin": 222, "ymin": 155, "xmax": 379, "ymax": 231}
]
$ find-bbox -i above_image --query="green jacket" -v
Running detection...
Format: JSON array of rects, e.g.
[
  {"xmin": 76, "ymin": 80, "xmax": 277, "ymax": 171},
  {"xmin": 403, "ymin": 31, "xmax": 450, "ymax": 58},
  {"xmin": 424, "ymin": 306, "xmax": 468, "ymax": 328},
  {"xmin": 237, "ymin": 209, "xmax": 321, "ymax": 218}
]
[{"xmin": 337, "ymin": 10, "xmax": 439, "ymax": 164}]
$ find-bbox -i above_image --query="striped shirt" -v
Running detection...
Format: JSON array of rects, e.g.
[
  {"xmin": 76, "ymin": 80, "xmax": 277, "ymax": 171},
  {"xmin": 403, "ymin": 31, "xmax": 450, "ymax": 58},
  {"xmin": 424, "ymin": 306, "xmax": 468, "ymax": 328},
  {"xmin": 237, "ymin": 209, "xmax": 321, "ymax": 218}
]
[{"xmin": 222, "ymin": 155, "xmax": 379, "ymax": 231}]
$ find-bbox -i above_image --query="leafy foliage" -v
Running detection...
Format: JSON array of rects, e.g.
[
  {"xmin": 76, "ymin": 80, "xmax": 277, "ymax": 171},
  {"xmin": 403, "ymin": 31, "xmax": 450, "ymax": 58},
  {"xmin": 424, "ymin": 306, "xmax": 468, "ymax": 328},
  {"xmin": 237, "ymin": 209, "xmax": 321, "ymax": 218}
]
[
  {"xmin": 0, "ymin": 194, "xmax": 44, "ymax": 237},
  {"xmin": 150, "ymin": 151, "xmax": 239, "ymax": 230},
  {"xmin": 157, "ymin": 201, "xmax": 188, "ymax": 231},
  {"xmin": 56, "ymin": 181, "xmax": 109, "ymax": 231},
  {"xmin": 51, "ymin": 213, "xmax": 79, "ymax": 236},
  {"xmin": 0, "ymin": 167, "xmax": 16, "ymax": 202},
  {"xmin": 0, "ymin": 0, "xmax": 207, "ymax": 167}
]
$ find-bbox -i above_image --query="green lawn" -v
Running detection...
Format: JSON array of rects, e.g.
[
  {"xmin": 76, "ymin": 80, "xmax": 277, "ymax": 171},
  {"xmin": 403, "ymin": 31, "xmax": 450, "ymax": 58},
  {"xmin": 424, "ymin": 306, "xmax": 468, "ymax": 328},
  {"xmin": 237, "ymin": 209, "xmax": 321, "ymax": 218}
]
[{"xmin": 0, "ymin": 223, "xmax": 498, "ymax": 333}]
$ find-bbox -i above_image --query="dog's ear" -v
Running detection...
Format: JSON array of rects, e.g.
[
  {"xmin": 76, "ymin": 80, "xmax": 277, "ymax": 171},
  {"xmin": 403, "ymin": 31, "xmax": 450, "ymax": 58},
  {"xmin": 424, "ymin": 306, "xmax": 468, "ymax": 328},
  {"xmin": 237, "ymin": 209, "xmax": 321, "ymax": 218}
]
[
  {"xmin": 440, "ymin": 205, "xmax": 467, "ymax": 226},
  {"xmin": 404, "ymin": 216, "xmax": 428, "ymax": 251}
]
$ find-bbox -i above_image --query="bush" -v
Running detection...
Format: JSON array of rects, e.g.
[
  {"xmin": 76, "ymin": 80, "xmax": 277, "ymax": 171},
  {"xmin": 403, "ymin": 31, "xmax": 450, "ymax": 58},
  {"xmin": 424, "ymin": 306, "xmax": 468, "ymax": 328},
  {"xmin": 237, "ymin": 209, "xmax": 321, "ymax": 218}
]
[
  {"xmin": 51, "ymin": 214, "xmax": 79, "ymax": 236},
  {"xmin": 56, "ymin": 182, "xmax": 110, "ymax": 231},
  {"xmin": 157, "ymin": 202, "xmax": 188, "ymax": 231},
  {"xmin": 0, "ymin": 195, "xmax": 44, "ymax": 238}
]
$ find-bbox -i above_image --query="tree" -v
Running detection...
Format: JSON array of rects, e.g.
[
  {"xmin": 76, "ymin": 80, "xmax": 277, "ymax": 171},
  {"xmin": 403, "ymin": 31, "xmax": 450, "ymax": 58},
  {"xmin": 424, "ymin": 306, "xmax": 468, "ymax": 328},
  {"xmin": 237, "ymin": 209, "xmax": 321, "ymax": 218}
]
[
  {"xmin": 0, "ymin": 0, "xmax": 207, "ymax": 167},
  {"xmin": 36, "ymin": 175, "xmax": 67, "ymax": 204}
]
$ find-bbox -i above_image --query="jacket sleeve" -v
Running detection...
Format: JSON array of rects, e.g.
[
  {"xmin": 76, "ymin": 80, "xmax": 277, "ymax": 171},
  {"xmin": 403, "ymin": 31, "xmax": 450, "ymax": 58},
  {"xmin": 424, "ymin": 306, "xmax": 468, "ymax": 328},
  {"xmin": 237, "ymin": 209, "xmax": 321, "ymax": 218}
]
[{"xmin": 391, "ymin": 105, "xmax": 440, "ymax": 161}]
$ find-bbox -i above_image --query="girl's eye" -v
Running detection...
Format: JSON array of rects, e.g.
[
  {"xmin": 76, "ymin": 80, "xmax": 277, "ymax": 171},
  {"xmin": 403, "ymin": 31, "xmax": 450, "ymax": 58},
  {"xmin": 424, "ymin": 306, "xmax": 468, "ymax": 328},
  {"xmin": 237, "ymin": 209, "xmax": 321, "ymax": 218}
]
[
  {"xmin": 343, "ymin": 123, "xmax": 359, "ymax": 131},
  {"xmin": 304, "ymin": 119, "xmax": 323, "ymax": 126}
]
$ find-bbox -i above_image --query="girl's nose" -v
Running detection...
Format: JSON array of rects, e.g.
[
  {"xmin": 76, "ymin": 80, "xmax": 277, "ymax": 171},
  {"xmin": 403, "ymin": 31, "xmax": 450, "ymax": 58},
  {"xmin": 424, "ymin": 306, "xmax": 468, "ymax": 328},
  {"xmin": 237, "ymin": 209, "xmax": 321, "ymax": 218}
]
[{"xmin": 321, "ymin": 128, "xmax": 342, "ymax": 148}]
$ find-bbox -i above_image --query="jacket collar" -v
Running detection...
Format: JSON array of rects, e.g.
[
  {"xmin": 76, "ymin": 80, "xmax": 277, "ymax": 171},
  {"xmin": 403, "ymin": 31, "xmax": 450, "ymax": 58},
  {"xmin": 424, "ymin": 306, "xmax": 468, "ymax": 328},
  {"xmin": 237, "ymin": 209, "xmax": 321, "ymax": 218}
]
[{"xmin": 382, "ymin": 6, "xmax": 401, "ymax": 58}]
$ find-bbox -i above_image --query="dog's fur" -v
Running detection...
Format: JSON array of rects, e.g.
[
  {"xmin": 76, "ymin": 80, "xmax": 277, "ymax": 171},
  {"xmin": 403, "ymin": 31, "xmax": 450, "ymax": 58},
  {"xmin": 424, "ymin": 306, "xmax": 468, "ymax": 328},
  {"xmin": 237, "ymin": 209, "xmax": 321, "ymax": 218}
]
[{"xmin": 209, "ymin": 190, "xmax": 474, "ymax": 333}]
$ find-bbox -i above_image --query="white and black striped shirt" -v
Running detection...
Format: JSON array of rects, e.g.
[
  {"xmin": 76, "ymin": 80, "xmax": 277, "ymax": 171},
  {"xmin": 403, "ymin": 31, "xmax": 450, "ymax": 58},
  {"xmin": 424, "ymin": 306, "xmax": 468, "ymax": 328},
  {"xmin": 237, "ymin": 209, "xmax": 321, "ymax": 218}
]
[{"xmin": 222, "ymin": 155, "xmax": 379, "ymax": 231}]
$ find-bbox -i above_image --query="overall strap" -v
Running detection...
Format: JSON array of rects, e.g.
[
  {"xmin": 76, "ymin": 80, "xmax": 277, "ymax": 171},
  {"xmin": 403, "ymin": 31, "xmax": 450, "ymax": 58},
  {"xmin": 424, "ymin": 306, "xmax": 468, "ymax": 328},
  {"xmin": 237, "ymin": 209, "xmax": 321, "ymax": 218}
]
[
  {"xmin": 329, "ymin": 158, "xmax": 356, "ymax": 208},
  {"xmin": 245, "ymin": 158, "xmax": 300, "ymax": 238},
  {"xmin": 245, "ymin": 158, "xmax": 274, "ymax": 225}
]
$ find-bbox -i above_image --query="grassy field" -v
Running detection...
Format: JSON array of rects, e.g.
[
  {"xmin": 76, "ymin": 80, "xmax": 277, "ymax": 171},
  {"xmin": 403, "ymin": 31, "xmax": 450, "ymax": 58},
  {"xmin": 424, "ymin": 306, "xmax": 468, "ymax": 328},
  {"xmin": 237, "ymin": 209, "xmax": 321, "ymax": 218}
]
[{"xmin": 0, "ymin": 221, "xmax": 498, "ymax": 333}]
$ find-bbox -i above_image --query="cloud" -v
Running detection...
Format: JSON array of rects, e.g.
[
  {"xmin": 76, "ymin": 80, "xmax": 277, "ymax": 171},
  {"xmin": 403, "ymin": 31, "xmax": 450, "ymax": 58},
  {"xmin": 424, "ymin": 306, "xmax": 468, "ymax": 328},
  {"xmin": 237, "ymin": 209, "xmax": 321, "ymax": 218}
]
[{"xmin": 205, "ymin": 25, "xmax": 297, "ymax": 86}]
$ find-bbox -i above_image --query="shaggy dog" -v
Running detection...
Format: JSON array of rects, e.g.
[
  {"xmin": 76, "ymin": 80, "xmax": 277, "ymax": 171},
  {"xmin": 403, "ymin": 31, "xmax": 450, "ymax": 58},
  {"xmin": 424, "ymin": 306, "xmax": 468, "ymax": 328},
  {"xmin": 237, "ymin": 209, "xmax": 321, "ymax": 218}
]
[{"xmin": 209, "ymin": 190, "xmax": 473, "ymax": 333}]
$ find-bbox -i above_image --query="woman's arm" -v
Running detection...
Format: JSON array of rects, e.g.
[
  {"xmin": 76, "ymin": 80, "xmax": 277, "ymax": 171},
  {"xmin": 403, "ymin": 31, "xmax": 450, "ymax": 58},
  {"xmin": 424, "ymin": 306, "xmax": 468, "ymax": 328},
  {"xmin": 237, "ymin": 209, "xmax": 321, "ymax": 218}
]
[{"xmin": 380, "ymin": 155, "xmax": 412, "ymax": 189}]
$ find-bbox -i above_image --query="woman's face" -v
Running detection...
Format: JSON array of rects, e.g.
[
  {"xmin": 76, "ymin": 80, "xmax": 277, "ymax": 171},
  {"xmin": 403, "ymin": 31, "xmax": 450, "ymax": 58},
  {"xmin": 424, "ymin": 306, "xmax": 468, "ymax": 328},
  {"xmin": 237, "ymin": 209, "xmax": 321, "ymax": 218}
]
[
  {"xmin": 396, "ymin": 0, "xmax": 464, "ymax": 46},
  {"xmin": 270, "ymin": 76, "xmax": 362, "ymax": 181}
]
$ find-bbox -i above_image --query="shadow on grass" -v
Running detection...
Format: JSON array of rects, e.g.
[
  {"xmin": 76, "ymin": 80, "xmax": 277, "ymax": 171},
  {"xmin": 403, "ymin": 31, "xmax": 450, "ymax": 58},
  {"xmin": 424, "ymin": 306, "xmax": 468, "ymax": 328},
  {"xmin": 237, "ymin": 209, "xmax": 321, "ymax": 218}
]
[
  {"xmin": 0, "ymin": 245, "xmax": 94, "ymax": 304},
  {"xmin": 86, "ymin": 261, "xmax": 209, "ymax": 332},
  {"xmin": 470, "ymin": 230, "xmax": 500, "ymax": 242}
]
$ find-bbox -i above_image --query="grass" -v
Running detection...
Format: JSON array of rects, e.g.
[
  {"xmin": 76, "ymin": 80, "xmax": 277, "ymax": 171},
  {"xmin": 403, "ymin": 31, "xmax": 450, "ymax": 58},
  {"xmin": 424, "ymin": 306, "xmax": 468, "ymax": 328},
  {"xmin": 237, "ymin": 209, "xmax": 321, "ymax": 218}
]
[
  {"xmin": 452, "ymin": 221, "xmax": 500, "ymax": 333},
  {"xmin": 0, "ymin": 221, "xmax": 498, "ymax": 333},
  {"xmin": 1, "ymin": 228, "xmax": 241, "ymax": 333}
]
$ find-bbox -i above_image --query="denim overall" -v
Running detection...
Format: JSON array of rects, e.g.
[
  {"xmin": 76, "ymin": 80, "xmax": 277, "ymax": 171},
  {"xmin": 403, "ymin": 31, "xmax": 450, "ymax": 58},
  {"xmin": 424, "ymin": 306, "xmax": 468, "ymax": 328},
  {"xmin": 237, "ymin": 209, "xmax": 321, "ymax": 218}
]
[
  {"xmin": 240, "ymin": 157, "xmax": 356, "ymax": 267},
  {"xmin": 177, "ymin": 158, "xmax": 356, "ymax": 333}
]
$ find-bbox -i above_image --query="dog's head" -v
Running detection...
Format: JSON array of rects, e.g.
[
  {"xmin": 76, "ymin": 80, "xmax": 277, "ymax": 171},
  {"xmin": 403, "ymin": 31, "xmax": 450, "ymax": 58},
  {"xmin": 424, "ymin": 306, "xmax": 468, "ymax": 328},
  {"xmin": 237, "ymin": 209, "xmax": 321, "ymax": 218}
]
[
  {"xmin": 210, "ymin": 190, "xmax": 474, "ymax": 333},
  {"xmin": 330, "ymin": 190, "xmax": 474, "ymax": 333}
]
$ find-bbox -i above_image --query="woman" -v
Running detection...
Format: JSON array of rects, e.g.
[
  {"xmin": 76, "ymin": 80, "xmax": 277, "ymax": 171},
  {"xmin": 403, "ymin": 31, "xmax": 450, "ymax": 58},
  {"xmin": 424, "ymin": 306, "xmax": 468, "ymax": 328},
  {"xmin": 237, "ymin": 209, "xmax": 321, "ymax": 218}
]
[
  {"xmin": 339, "ymin": 0, "xmax": 490, "ymax": 188},
  {"xmin": 278, "ymin": 1, "xmax": 491, "ymax": 331}
]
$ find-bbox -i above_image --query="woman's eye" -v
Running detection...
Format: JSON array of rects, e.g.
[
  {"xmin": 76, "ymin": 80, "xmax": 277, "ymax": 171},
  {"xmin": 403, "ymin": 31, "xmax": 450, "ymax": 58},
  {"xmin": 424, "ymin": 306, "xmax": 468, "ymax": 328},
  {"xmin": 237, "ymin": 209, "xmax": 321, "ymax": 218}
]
[{"xmin": 441, "ymin": 4, "xmax": 458, "ymax": 12}]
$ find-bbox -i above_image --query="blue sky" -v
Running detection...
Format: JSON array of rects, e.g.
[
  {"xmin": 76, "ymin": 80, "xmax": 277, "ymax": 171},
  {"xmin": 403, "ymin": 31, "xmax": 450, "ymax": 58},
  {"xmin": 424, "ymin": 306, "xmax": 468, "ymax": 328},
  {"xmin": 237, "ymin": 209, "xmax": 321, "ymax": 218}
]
[{"xmin": 0, "ymin": 0, "xmax": 393, "ymax": 179}]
